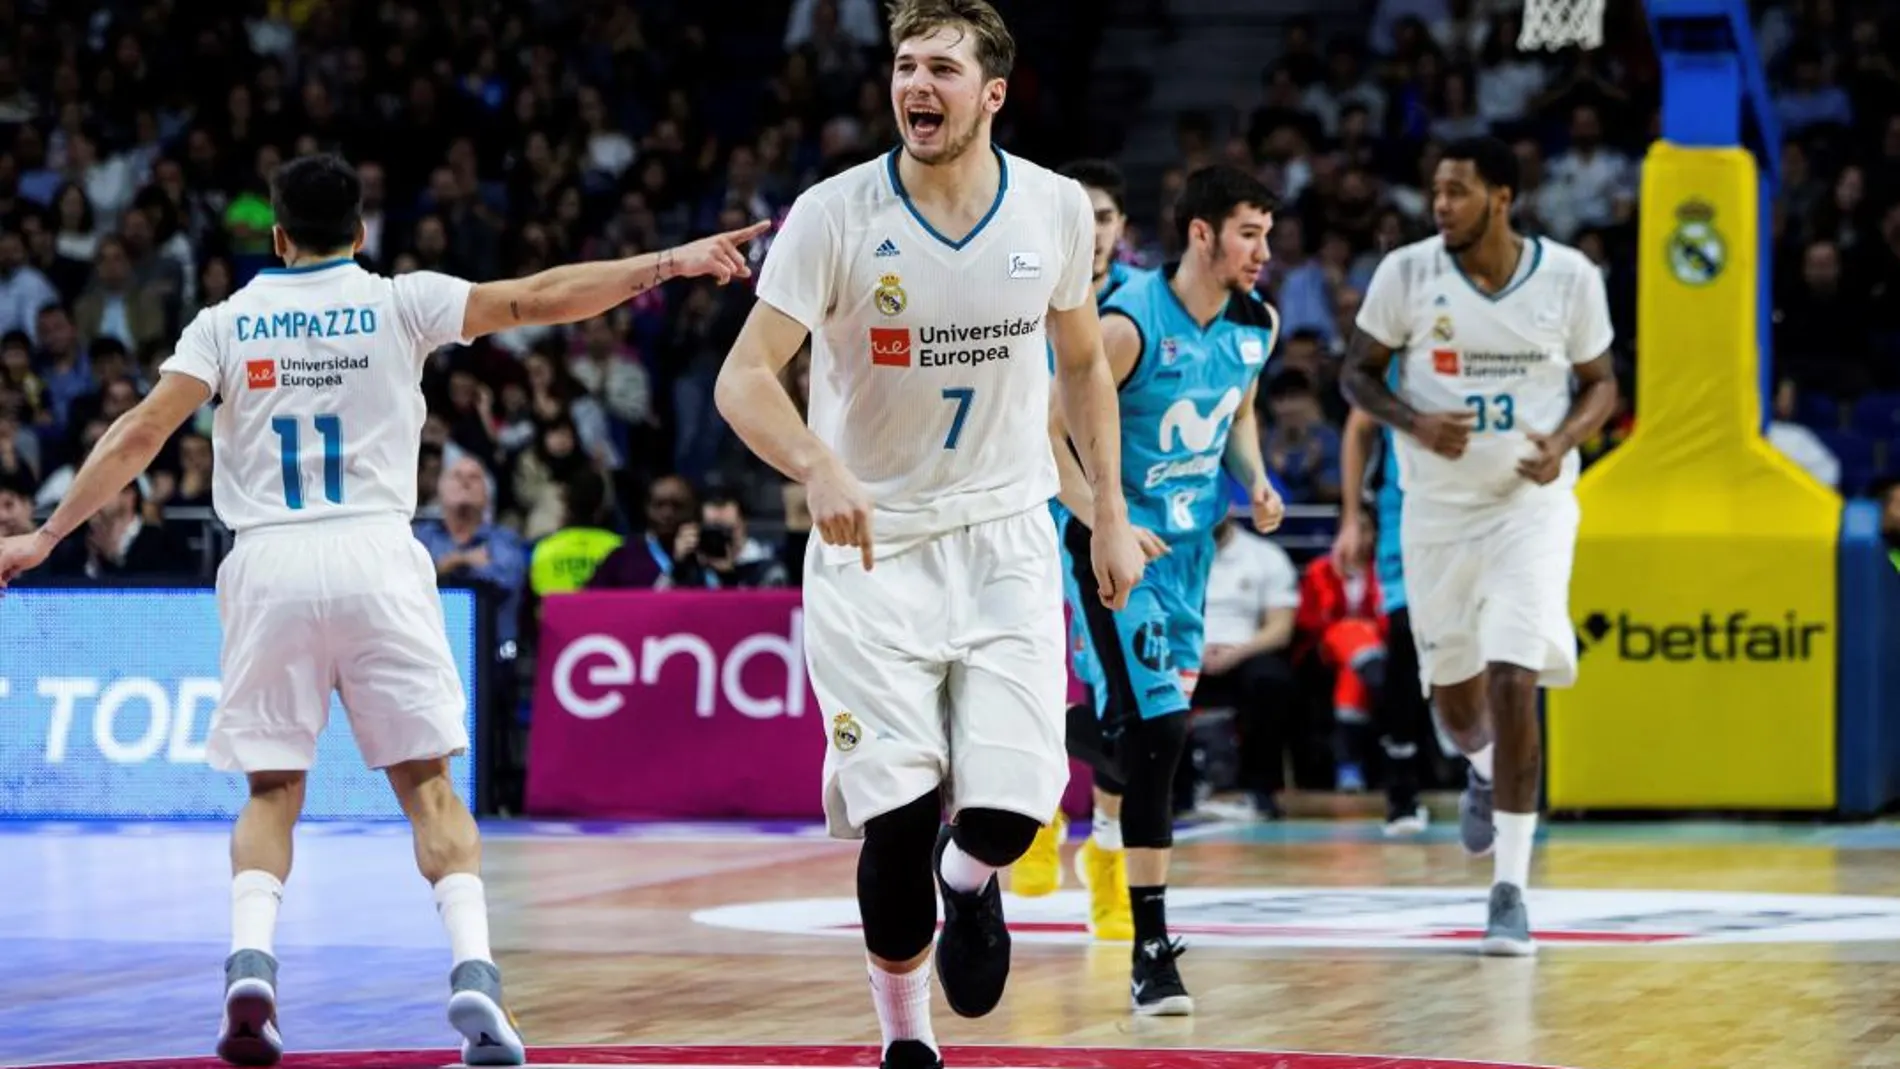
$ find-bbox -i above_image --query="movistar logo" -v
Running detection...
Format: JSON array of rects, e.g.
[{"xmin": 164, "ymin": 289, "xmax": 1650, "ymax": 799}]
[
  {"xmin": 1577, "ymin": 610, "xmax": 1826, "ymax": 663},
  {"xmin": 1158, "ymin": 388, "xmax": 1241, "ymax": 453}
]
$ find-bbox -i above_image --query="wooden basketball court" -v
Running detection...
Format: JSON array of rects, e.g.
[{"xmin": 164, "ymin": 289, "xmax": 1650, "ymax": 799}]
[{"xmin": 7, "ymin": 811, "xmax": 1900, "ymax": 1069}]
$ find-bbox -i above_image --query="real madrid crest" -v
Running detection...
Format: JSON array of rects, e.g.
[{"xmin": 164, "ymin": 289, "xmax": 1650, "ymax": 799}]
[
  {"xmin": 874, "ymin": 273, "xmax": 907, "ymax": 317},
  {"xmin": 1666, "ymin": 198, "xmax": 1726, "ymax": 286},
  {"xmin": 832, "ymin": 711, "xmax": 863, "ymax": 751},
  {"xmin": 1431, "ymin": 315, "xmax": 1454, "ymax": 342}
]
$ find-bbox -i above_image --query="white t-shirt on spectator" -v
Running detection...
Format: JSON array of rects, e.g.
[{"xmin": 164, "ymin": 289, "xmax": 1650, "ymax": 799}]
[
  {"xmin": 160, "ymin": 260, "xmax": 472, "ymax": 534},
  {"xmin": 1203, "ymin": 528, "xmax": 1302, "ymax": 647},
  {"xmin": 1767, "ymin": 420, "xmax": 1840, "ymax": 490}
]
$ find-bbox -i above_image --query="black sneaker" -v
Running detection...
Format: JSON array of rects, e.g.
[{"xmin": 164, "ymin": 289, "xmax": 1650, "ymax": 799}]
[
  {"xmin": 932, "ymin": 824, "xmax": 1011, "ymax": 1018},
  {"xmin": 1383, "ymin": 788, "xmax": 1429, "ymax": 837},
  {"xmin": 882, "ymin": 1039, "xmax": 944, "ymax": 1069},
  {"xmin": 1130, "ymin": 937, "xmax": 1194, "ymax": 1016}
]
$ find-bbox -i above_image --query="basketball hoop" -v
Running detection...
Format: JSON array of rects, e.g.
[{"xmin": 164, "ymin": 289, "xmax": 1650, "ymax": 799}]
[{"xmin": 1517, "ymin": 0, "xmax": 1607, "ymax": 51}]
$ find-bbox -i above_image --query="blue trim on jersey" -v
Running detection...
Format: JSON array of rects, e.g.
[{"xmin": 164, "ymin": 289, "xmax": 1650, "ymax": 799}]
[
  {"xmin": 259, "ymin": 258, "xmax": 355, "ymax": 276},
  {"xmin": 1448, "ymin": 236, "xmax": 1543, "ymax": 303},
  {"xmin": 885, "ymin": 146, "xmax": 1010, "ymax": 252}
]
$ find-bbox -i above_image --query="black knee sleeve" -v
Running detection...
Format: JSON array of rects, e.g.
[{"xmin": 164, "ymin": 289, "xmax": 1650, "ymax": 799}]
[
  {"xmin": 1066, "ymin": 699, "xmax": 1126, "ymax": 794},
  {"xmin": 857, "ymin": 789, "xmax": 942, "ymax": 962},
  {"xmin": 1120, "ymin": 711, "xmax": 1190, "ymax": 849},
  {"xmin": 951, "ymin": 806, "xmax": 1041, "ymax": 867}
]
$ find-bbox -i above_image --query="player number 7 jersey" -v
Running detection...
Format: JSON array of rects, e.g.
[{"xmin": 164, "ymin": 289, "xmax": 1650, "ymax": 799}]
[{"xmin": 754, "ymin": 147, "xmax": 1099, "ymax": 559}]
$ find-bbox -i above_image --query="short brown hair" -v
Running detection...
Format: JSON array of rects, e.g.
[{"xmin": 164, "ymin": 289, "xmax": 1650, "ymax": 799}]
[{"xmin": 887, "ymin": 0, "xmax": 1016, "ymax": 82}]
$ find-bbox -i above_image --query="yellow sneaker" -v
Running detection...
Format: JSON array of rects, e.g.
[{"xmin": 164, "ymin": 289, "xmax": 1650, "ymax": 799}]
[
  {"xmin": 1010, "ymin": 811, "xmax": 1065, "ymax": 897},
  {"xmin": 1074, "ymin": 836, "xmax": 1134, "ymax": 941}
]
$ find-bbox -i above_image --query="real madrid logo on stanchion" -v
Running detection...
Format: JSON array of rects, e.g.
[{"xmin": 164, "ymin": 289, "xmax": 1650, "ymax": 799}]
[
  {"xmin": 1666, "ymin": 198, "xmax": 1727, "ymax": 286},
  {"xmin": 874, "ymin": 273, "xmax": 907, "ymax": 316},
  {"xmin": 832, "ymin": 712, "xmax": 862, "ymax": 751}
]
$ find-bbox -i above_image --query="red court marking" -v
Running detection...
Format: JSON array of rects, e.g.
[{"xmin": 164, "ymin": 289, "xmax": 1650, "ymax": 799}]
[
  {"xmin": 831, "ymin": 921, "xmax": 1687, "ymax": 943},
  {"xmin": 24, "ymin": 1042, "xmax": 1573, "ymax": 1069}
]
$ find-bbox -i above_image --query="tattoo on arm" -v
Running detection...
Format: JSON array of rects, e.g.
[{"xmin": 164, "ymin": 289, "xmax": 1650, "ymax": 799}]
[
  {"xmin": 509, "ymin": 299, "xmax": 521, "ymax": 322},
  {"xmin": 1339, "ymin": 329, "xmax": 1418, "ymax": 433}
]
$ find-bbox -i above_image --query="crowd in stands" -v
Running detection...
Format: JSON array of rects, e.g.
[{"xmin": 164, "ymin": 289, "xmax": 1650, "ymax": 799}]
[{"xmin": 2, "ymin": 0, "xmax": 1897, "ymax": 804}]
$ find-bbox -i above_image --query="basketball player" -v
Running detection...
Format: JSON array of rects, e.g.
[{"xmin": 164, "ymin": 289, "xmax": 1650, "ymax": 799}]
[
  {"xmin": 1340, "ymin": 135, "xmax": 1617, "ymax": 955},
  {"xmin": 1336, "ymin": 406, "xmax": 1432, "ymax": 836},
  {"xmin": 1011, "ymin": 158, "xmax": 1148, "ymax": 944},
  {"xmin": 1052, "ymin": 164, "xmax": 1285, "ymax": 1015},
  {"xmin": 0, "ymin": 154, "xmax": 767, "ymax": 1065},
  {"xmin": 712, "ymin": 3, "xmax": 1146, "ymax": 1067}
]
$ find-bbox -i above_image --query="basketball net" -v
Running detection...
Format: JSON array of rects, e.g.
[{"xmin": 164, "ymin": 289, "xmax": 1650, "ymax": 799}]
[{"xmin": 1517, "ymin": 0, "xmax": 1607, "ymax": 50}]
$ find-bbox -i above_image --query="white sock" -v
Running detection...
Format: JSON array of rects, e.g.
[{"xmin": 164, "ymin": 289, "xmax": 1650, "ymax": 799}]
[
  {"xmin": 1494, "ymin": 811, "xmax": 1537, "ymax": 890},
  {"xmin": 1092, "ymin": 806, "xmax": 1123, "ymax": 851},
  {"xmin": 868, "ymin": 958, "xmax": 937, "ymax": 1055},
  {"xmin": 1466, "ymin": 744, "xmax": 1495, "ymax": 783},
  {"xmin": 938, "ymin": 838, "xmax": 997, "ymax": 894},
  {"xmin": 433, "ymin": 872, "xmax": 494, "ymax": 966},
  {"xmin": 230, "ymin": 870, "xmax": 283, "ymax": 956}
]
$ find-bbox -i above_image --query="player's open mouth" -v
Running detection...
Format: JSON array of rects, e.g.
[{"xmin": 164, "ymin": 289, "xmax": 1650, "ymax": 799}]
[{"xmin": 907, "ymin": 108, "xmax": 944, "ymax": 136}]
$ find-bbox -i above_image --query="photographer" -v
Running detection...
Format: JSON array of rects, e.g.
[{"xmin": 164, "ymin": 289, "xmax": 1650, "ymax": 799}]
[{"xmin": 664, "ymin": 492, "xmax": 788, "ymax": 590}]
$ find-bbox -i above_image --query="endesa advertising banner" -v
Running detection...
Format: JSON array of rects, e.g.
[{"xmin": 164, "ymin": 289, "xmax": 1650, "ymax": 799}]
[
  {"xmin": 0, "ymin": 588, "xmax": 480, "ymax": 820},
  {"xmin": 527, "ymin": 591, "xmax": 1094, "ymax": 820},
  {"xmin": 527, "ymin": 591, "xmax": 821, "ymax": 818}
]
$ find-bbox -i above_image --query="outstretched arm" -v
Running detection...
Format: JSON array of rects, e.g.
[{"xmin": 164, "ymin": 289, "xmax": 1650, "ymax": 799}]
[
  {"xmin": 0, "ymin": 372, "xmax": 210, "ymax": 581},
  {"xmin": 461, "ymin": 220, "xmax": 770, "ymax": 338}
]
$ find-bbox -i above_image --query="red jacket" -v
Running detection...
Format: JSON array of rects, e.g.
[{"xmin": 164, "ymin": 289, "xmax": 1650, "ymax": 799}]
[{"xmin": 1294, "ymin": 555, "xmax": 1386, "ymax": 662}]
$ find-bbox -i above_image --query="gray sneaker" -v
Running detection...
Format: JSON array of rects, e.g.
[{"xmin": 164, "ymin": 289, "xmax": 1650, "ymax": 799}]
[
  {"xmin": 1459, "ymin": 767, "xmax": 1496, "ymax": 857},
  {"xmin": 448, "ymin": 959, "xmax": 526, "ymax": 1066},
  {"xmin": 216, "ymin": 949, "xmax": 282, "ymax": 1067},
  {"xmin": 1480, "ymin": 882, "xmax": 1537, "ymax": 957}
]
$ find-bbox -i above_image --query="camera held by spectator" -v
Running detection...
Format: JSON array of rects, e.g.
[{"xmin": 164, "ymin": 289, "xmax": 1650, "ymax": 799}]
[{"xmin": 666, "ymin": 491, "xmax": 788, "ymax": 589}]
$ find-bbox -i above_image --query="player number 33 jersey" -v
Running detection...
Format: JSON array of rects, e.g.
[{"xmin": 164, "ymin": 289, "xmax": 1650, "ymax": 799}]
[{"xmin": 1355, "ymin": 235, "xmax": 1614, "ymax": 543}]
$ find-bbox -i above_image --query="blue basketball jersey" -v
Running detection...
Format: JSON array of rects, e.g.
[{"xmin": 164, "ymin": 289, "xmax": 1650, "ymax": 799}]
[
  {"xmin": 1104, "ymin": 266, "xmax": 1276, "ymax": 542},
  {"xmin": 1053, "ymin": 261, "xmax": 1155, "ymax": 689},
  {"xmin": 1372, "ymin": 361, "xmax": 1408, "ymax": 610}
]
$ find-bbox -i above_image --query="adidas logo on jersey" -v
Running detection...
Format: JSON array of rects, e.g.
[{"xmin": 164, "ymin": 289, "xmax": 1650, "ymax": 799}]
[{"xmin": 875, "ymin": 238, "xmax": 901, "ymax": 258}]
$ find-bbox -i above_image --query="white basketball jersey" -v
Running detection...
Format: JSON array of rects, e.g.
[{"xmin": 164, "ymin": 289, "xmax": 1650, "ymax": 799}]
[
  {"xmin": 754, "ymin": 147, "xmax": 1094, "ymax": 558},
  {"xmin": 159, "ymin": 261, "xmax": 473, "ymax": 534},
  {"xmin": 1356, "ymin": 234, "xmax": 1614, "ymax": 544}
]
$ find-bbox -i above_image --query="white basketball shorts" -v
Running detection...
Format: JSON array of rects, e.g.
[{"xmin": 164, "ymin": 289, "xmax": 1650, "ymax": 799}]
[
  {"xmin": 208, "ymin": 516, "xmax": 469, "ymax": 773},
  {"xmin": 1401, "ymin": 500, "xmax": 1581, "ymax": 694},
  {"xmin": 803, "ymin": 506, "xmax": 1069, "ymax": 839}
]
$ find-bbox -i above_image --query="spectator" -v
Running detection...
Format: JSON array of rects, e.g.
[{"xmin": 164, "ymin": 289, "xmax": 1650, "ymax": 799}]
[
  {"xmin": 1542, "ymin": 104, "xmax": 1636, "ymax": 241},
  {"xmin": 1774, "ymin": 43, "xmax": 1854, "ymax": 136},
  {"xmin": 35, "ymin": 416, "xmax": 108, "ymax": 508},
  {"xmin": 0, "ymin": 229, "xmax": 59, "ymax": 344},
  {"xmin": 1192, "ymin": 518, "xmax": 1303, "ymax": 818},
  {"xmin": 528, "ymin": 469, "xmax": 624, "ymax": 601},
  {"xmin": 0, "ymin": 468, "xmax": 34, "ymax": 536},
  {"xmin": 1295, "ymin": 548, "xmax": 1388, "ymax": 792},
  {"xmin": 667, "ymin": 492, "xmax": 789, "ymax": 590},
  {"xmin": 34, "ymin": 303, "xmax": 90, "ymax": 428},
  {"xmin": 1263, "ymin": 369, "xmax": 1342, "ymax": 504},
  {"xmin": 589, "ymin": 474, "xmax": 698, "ymax": 590},
  {"xmin": 1767, "ymin": 377, "xmax": 1841, "ymax": 489},
  {"xmin": 46, "ymin": 477, "xmax": 190, "ymax": 578},
  {"xmin": 151, "ymin": 431, "xmax": 214, "ymax": 511},
  {"xmin": 415, "ymin": 455, "xmax": 530, "ymax": 652},
  {"xmin": 75, "ymin": 235, "xmax": 165, "ymax": 357}
]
